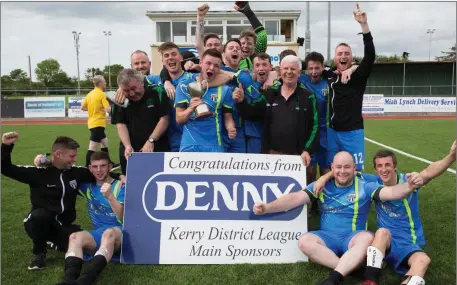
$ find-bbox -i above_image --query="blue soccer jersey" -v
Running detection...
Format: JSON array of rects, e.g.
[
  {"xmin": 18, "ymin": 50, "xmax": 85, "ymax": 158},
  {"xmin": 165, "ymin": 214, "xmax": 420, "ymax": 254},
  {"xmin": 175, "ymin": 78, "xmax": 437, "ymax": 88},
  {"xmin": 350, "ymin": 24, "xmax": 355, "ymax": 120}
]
[
  {"xmin": 79, "ymin": 180, "xmax": 125, "ymax": 229},
  {"xmin": 305, "ymin": 177, "xmax": 378, "ymax": 234},
  {"xmin": 147, "ymin": 72, "xmax": 197, "ymax": 152},
  {"xmin": 299, "ymin": 74, "xmax": 329, "ymax": 148},
  {"xmin": 235, "ymin": 70, "xmax": 265, "ymax": 139},
  {"xmin": 372, "ymin": 173, "xmax": 426, "ymax": 246},
  {"xmin": 175, "ymin": 79, "xmax": 235, "ymax": 149}
]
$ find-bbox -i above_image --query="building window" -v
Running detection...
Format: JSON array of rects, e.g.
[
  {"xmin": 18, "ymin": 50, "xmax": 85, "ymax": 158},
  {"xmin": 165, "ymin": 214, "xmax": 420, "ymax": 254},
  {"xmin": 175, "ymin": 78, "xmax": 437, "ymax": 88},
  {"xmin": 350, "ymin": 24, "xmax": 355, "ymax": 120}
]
[
  {"xmin": 226, "ymin": 24, "xmax": 251, "ymax": 40},
  {"xmin": 190, "ymin": 21, "xmax": 223, "ymax": 43},
  {"xmin": 265, "ymin": 20, "xmax": 281, "ymax": 41},
  {"xmin": 156, "ymin": 22, "xmax": 171, "ymax": 42},
  {"xmin": 172, "ymin": 22, "xmax": 187, "ymax": 43}
]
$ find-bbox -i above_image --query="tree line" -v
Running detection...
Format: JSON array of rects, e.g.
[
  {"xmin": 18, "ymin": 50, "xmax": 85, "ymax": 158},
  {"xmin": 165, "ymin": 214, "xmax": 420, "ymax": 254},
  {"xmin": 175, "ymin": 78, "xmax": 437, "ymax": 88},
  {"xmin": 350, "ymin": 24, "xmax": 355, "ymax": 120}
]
[
  {"xmin": 1, "ymin": 59, "xmax": 124, "ymax": 90},
  {"xmin": 2, "ymin": 44, "xmax": 455, "ymax": 91}
]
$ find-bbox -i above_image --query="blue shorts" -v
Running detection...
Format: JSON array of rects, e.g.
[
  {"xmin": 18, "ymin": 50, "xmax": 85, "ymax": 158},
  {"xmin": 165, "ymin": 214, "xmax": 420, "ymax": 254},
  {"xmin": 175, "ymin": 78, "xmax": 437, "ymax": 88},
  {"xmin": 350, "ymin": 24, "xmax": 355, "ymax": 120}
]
[
  {"xmin": 224, "ymin": 130, "xmax": 246, "ymax": 153},
  {"xmin": 312, "ymin": 230, "xmax": 371, "ymax": 257},
  {"xmin": 327, "ymin": 128, "xmax": 365, "ymax": 171},
  {"xmin": 85, "ymin": 225, "xmax": 122, "ymax": 262},
  {"xmin": 310, "ymin": 147, "xmax": 330, "ymax": 169},
  {"xmin": 180, "ymin": 145, "xmax": 224, "ymax": 152},
  {"xmin": 386, "ymin": 237, "xmax": 425, "ymax": 274},
  {"xmin": 246, "ymin": 136, "xmax": 262, "ymax": 154}
]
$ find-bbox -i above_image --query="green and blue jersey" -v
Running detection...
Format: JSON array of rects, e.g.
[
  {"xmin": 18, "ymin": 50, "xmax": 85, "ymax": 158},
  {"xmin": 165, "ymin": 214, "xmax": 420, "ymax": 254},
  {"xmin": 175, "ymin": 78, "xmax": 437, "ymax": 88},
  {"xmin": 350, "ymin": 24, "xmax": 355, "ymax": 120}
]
[
  {"xmin": 306, "ymin": 177, "xmax": 378, "ymax": 234},
  {"xmin": 79, "ymin": 180, "xmax": 125, "ymax": 229},
  {"xmin": 175, "ymin": 78, "xmax": 235, "ymax": 148}
]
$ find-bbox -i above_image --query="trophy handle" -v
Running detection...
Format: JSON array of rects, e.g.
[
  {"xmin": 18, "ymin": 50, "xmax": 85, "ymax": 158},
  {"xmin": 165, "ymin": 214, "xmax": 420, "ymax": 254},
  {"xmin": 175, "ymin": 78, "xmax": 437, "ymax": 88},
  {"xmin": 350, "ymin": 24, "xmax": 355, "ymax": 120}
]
[
  {"xmin": 200, "ymin": 79, "xmax": 209, "ymax": 99},
  {"xmin": 180, "ymin": 83, "xmax": 191, "ymax": 99}
]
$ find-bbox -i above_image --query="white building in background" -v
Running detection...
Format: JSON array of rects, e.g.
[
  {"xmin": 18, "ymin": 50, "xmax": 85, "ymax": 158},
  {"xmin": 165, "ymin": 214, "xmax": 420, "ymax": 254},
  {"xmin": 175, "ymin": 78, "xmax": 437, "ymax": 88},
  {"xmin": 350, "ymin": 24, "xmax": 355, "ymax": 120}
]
[{"xmin": 146, "ymin": 9, "xmax": 302, "ymax": 73}]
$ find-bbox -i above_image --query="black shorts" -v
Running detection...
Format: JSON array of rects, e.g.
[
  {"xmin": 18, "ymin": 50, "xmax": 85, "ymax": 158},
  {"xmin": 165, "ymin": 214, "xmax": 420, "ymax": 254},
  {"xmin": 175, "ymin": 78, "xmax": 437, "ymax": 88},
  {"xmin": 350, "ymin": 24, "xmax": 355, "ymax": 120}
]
[{"xmin": 89, "ymin": 127, "xmax": 106, "ymax": 143}]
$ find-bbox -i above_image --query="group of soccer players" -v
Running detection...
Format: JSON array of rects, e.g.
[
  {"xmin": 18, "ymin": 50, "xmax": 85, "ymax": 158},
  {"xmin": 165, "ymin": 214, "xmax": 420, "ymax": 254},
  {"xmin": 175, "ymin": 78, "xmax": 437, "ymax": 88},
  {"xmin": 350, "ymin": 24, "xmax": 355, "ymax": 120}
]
[{"xmin": 1, "ymin": 2, "xmax": 455, "ymax": 285}]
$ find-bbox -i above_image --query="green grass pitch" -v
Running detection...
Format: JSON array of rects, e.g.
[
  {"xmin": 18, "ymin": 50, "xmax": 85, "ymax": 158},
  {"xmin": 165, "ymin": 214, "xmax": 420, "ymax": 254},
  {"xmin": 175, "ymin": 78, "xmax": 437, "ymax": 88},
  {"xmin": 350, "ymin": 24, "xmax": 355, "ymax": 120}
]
[{"xmin": 1, "ymin": 119, "xmax": 455, "ymax": 285}]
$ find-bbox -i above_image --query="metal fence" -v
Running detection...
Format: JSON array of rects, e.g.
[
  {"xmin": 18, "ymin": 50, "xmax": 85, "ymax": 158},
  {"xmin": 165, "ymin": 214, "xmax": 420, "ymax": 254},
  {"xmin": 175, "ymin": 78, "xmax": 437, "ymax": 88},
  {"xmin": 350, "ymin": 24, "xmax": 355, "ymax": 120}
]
[{"xmin": 0, "ymin": 85, "xmax": 456, "ymax": 97}]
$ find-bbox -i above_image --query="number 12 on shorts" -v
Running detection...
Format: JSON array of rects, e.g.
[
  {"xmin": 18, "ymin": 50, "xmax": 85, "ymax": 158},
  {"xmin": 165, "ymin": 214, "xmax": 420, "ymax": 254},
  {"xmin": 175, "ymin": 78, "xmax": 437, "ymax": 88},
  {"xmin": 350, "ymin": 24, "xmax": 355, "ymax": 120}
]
[{"xmin": 353, "ymin": 152, "xmax": 364, "ymax": 165}]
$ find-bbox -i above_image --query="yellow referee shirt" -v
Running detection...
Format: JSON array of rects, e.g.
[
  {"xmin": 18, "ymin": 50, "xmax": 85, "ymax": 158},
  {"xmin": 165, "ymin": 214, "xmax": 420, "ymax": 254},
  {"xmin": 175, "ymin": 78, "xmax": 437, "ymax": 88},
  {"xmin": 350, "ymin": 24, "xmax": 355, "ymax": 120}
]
[{"xmin": 82, "ymin": 87, "xmax": 110, "ymax": 129}]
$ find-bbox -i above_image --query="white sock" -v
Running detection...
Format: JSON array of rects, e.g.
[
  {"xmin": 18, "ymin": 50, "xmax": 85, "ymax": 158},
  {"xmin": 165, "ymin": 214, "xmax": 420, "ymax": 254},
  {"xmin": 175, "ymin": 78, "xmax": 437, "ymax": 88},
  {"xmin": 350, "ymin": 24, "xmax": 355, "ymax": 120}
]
[
  {"xmin": 366, "ymin": 246, "xmax": 384, "ymax": 268},
  {"xmin": 406, "ymin": 276, "xmax": 425, "ymax": 285},
  {"xmin": 95, "ymin": 248, "xmax": 108, "ymax": 257},
  {"xmin": 65, "ymin": 251, "xmax": 76, "ymax": 258}
]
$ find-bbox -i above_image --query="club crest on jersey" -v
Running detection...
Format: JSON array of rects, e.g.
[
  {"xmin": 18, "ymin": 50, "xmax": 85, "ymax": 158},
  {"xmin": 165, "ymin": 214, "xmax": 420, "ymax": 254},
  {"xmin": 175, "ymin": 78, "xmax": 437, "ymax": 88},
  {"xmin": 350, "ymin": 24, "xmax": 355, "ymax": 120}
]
[
  {"xmin": 146, "ymin": 98, "xmax": 155, "ymax": 107},
  {"xmin": 69, "ymin": 180, "xmax": 77, "ymax": 190},
  {"xmin": 210, "ymin": 94, "xmax": 218, "ymax": 102},
  {"xmin": 322, "ymin": 89, "xmax": 328, "ymax": 97},
  {"xmin": 347, "ymin": 193, "xmax": 356, "ymax": 202}
]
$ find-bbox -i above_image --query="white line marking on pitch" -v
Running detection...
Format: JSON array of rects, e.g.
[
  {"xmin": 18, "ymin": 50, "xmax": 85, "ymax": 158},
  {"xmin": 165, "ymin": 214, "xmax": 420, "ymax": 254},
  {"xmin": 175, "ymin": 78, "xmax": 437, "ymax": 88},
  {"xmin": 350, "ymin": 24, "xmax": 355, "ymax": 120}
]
[{"xmin": 365, "ymin": 137, "xmax": 456, "ymax": 174}]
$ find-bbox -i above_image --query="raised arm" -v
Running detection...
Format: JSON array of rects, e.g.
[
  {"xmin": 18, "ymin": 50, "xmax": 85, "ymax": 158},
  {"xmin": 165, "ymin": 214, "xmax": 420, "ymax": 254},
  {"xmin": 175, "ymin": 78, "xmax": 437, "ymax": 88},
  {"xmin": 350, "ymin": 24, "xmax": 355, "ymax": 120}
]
[
  {"xmin": 353, "ymin": 4, "xmax": 375, "ymax": 77},
  {"xmin": 420, "ymin": 140, "xmax": 456, "ymax": 184},
  {"xmin": 235, "ymin": 1, "xmax": 267, "ymax": 54},
  {"xmin": 1, "ymin": 132, "xmax": 42, "ymax": 185},
  {"xmin": 195, "ymin": 4, "xmax": 209, "ymax": 59}
]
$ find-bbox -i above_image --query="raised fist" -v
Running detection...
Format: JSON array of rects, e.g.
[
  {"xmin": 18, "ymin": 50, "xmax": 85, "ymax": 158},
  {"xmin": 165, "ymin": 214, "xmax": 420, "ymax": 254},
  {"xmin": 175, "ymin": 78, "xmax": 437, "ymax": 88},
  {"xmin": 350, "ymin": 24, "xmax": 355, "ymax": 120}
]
[
  {"xmin": 100, "ymin": 183, "xmax": 113, "ymax": 199},
  {"xmin": 2, "ymin": 132, "xmax": 19, "ymax": 145},
  {"xmin": 197, "ymin": 3, "xmax": 210, "ymax": 18}
]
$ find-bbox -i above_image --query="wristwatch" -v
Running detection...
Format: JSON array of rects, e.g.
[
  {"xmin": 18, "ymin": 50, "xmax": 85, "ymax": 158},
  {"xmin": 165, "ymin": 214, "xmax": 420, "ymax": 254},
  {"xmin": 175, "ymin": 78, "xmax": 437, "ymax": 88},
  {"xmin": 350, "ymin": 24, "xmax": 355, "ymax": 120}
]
[{"xmin": 148, "ymin": 137, "xmax": 155, "ymax": 144}]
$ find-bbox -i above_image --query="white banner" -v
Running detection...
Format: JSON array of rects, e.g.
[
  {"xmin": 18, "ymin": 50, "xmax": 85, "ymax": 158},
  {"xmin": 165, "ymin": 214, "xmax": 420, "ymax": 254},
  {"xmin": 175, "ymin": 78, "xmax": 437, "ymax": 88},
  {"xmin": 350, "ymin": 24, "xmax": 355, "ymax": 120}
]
[
  {"xmin": 67, "ymin": 96, "xmax": 88, "ymax": 118},
  {"xmin": 384, "ymin": 97, "xmax": 456, "ymax": 113},
  {"xmin": 24, "ymin": 97, "xmax": 66, "ymax": 118},
  {"xmin": 362, "ymin": 94, "xmax": 384, "ymax": 114},
  {"xmin": 122, "ymin": 152, "xmax": 309, "ymax": 264}
]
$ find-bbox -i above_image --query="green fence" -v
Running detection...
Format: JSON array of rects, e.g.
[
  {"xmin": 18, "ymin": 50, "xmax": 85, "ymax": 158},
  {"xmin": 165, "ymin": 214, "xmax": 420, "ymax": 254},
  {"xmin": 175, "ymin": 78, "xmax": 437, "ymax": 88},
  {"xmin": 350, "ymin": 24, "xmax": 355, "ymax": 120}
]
[{"xmin": 366, "ymin": 61, "xmax": 456, "ymax": 96}]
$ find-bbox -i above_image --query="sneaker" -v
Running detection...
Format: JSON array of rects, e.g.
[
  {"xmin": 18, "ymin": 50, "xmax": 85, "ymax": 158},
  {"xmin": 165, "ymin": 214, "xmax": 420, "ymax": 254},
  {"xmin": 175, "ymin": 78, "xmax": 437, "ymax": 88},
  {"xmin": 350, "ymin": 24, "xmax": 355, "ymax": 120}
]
[
  {"xmin": 361, "ymin": 281, "xmax": 378, "ymax": 285},
  {"xmin": 28, "ymin": 253, "xmax": 46, "ymax": 270}
]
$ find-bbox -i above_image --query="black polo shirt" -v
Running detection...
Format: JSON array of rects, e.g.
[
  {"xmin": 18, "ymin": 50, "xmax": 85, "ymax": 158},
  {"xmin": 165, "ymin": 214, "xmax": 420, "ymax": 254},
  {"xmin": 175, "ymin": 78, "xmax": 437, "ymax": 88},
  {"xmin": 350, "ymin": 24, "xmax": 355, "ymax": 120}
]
[
  {"xmin": 269, "ymin": 90, "xmax": 299, "ymax": 154},
  {"xmin": 112, "ymin": 84, "xmax": 170, "ymax": 152}
]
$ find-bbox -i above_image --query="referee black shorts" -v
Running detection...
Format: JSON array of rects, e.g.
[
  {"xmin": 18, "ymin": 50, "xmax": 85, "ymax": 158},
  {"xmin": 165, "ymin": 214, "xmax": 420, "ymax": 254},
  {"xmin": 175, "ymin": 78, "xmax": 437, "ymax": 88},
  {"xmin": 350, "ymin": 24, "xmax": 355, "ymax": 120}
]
[{"xmin": 89, "ymin": 127, "xmax": 106, "ymax": 143}]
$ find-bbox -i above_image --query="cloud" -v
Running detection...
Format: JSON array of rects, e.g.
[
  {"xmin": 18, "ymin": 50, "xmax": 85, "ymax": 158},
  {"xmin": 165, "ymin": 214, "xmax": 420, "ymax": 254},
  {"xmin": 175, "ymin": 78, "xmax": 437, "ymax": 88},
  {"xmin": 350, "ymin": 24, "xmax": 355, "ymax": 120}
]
[{"xmin": 1, "ymin": 1, "xmax": 455, "ymax": 79}]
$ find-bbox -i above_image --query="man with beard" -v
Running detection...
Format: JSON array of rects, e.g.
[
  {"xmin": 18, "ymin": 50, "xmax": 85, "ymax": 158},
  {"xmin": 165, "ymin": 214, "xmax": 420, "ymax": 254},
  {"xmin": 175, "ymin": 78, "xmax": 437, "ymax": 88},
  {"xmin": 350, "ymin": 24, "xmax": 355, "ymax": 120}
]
[
  {"xmin": 1, "ymin": 132, "xmax": 122, "ymax": 271},
  {"xmin": 324, "ymin": 4, "xmax": 376, "ymax": 171},
  {"xmin": 111, "ymin": 69, "xmax": 170, "ymax": 174},
  {"xmin": 175, "ymin": 49, "xmax": 236, "ymax": 152},
  {"xmin": 55, "ymin": 151, "xmax": 125, "ymax": 285},
  {"xmin": 233, "ymin": 55, "xmax": 318, "ymax": 165},
  {"xmin": 313, "ymin": 141, "xmax": 456, "ymax": 285},
  {"xmin": 148, "ymin": 42, "xmax": 198, "ymax": 152},
  {"xmin": 253, "ymin": 151, "xmax": 423, "ymax": 285}
]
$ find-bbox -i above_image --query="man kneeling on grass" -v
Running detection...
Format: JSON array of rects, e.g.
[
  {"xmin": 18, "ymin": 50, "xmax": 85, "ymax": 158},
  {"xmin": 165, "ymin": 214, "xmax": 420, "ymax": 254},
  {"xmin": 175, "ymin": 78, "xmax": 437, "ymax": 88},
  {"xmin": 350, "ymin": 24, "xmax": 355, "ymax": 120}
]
[
  {"xmin": 253, "ymin": 151, "xmax": 422, "ymax": 285},
  {"xmin": 56, "ymin": 151, "xmax": 125, "ymax": 285}
]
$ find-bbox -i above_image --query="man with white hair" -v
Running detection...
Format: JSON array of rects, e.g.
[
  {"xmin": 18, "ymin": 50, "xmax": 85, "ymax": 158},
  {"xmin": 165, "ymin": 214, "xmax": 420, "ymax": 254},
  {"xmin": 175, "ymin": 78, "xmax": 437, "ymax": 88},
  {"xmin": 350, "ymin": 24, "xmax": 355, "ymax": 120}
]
[
  {"xmin": 233, "ymin": 55, "xmax": 319, "ymax": 165},
  {"xmin": 111, "ymin": 69, "xmax": 170, "ymax": 174},
  {"xmin": 81, "ymin": 75, "xmax": 117, "ymax": 167}
]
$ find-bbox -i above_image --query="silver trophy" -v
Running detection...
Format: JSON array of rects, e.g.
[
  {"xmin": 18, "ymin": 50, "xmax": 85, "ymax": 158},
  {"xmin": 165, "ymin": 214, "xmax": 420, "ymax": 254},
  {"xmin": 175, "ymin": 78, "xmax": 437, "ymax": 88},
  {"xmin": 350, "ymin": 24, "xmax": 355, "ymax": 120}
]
[
  {"xmin": 187, "ymin": 80, "xmax": 212, "ymax": 119},
  {"xmin": 106, "ymin": 91, "xmax": 129, "ymax": 108}
]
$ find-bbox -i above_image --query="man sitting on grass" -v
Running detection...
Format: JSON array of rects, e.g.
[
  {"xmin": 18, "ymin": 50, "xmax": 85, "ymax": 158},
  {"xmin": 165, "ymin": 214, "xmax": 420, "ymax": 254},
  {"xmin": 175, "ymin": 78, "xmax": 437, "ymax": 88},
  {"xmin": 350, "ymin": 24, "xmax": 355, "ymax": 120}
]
[{"xmin": 56, "ymin": 151, "xmax": 125, "ymax": 285}]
